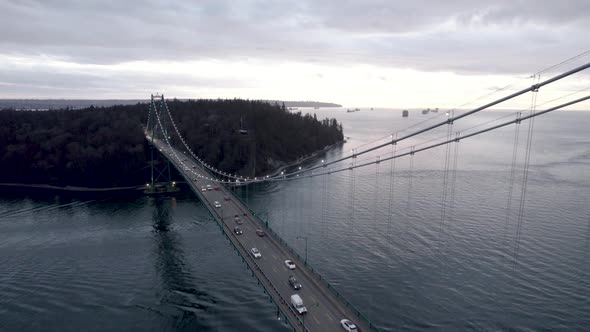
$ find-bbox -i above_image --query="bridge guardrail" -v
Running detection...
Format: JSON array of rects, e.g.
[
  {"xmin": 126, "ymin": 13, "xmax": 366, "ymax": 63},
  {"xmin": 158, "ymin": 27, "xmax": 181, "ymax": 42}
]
[
  {"xmin": 228, "ymin": 184, "xmax": 378, "ymax": 331},
  {"xmin": 153, "ymin": 144, "xmax": 309, "ymax": 331},
  {"xmin": 153, "ymin": 140, "xmax": 373, "ymax": 331}
]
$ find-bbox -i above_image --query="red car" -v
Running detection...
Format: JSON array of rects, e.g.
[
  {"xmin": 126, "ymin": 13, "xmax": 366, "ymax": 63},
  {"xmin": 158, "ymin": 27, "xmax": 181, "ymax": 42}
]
[
  {"xmin": 256, "ymin": 229, "xmax": 265, "ymax": 237},
  {"xmin": 224, "ymin": 196, "xmax": 230, "ymax": 201},
  {"xmin": 214, "ymin": 186, "xmax": 220, "ymax": 191}
]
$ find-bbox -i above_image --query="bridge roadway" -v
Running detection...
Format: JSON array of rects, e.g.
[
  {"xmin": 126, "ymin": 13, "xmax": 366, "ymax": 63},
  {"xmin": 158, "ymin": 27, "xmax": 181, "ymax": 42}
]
[{"xmin": 148, "ymin": 136, "xmax": 374, "ymax": 332}]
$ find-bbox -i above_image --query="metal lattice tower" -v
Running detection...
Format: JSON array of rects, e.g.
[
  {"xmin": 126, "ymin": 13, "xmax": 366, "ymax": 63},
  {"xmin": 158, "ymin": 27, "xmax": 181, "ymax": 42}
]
[{"xmin": 145, "ymin": 94, "xmax": 178, "ymax": 195}]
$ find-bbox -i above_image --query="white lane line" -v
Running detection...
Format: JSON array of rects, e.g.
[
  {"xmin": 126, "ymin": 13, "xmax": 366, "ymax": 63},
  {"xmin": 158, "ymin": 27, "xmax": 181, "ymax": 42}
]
[{"xmin": 313, "ymin": 315, "xmax": 321, "ymax": 325}]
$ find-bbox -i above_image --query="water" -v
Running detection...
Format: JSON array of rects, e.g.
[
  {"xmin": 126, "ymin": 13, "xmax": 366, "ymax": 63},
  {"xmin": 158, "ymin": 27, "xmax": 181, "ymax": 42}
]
[{"xmin": 1, "ymin": 109, "xmax": 589, "ymax": 331}]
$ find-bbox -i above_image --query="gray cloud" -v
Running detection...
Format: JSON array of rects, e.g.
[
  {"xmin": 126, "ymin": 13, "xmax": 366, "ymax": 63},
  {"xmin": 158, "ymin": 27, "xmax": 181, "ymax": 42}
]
[{"xmin": 0, "ymin": 0, "xmax": 588, "ymax": 97}]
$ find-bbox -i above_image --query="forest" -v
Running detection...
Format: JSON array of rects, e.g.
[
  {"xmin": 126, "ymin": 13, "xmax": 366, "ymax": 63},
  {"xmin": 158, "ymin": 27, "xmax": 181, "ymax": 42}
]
[{"xmin": 0, "ymin": 99, "xmax": 343, "ymax": 188}]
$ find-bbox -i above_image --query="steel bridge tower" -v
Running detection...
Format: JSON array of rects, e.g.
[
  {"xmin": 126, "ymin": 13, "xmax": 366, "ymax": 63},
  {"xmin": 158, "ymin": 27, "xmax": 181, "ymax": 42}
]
[{"xmin": 145, "ymin": 94, "xmax": 180, "ymax": 195}]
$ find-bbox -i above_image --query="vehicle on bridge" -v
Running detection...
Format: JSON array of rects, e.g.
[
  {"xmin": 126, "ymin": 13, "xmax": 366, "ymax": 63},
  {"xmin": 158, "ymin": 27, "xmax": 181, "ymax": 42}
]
[
  {"xmin": 214, "ymin": 201, "xmax": 221, "ymax": 208},
  {"xmin": 284, "ymin": 260, "xmax": 296, "ymax": 270},
  {"xmin": 200, "ymin": 186, "xmax": 206, "ymax": 192},
  {"xmin": 234, "ymin": 216, "xmax": 243, "ymax": 224},
  {"xmin": 290, "ymin": 294, "xmax": 307, "ymax": 314},
  {"xmin": 250, "ymin": 247, "xmax": 262, "ymax": 258},
  {"xmin": 233, "ymin": 226, "xmax": 243, "ymax": 235},
  {"xmin": 288, "ymin": 276, "xmax": 301, "ymax": 290},
  {"xmin": 223, "ymin": 195, "xmax": 230, "ymax": 201},
  {"xmin": 340, "ymin": 319, "xmax": 358, "ymax": 331},
  {"xmin": 214, "ymin": 186, "xmax": 220, "ymax": 191},
  {"xmin": 256, "ymin": 229, "xmax": 266, "ymax": 237},
  {"xmin": 206, "ymin": 184, "xmax": 212, "ymax": 191}
]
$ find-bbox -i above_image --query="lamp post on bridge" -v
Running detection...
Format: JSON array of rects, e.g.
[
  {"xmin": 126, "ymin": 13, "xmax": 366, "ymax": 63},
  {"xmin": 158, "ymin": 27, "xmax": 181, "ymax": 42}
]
[{"xmin": 296, "ymin": 236, "xmax": 308, "ymax": 265}]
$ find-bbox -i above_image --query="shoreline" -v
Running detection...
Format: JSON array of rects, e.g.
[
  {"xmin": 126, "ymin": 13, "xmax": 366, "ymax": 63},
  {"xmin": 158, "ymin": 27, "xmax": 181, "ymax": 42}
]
[
  {"xmin": 0, "ymin": 183, "xmax": 144, "ymax": 193},
  {"xmin": 0, "ymin": 140, "xmax": 345, "ymax": 195},
  {"xmin": 265, "ymin": 139, "xmax": 345, "ymax": 178}
]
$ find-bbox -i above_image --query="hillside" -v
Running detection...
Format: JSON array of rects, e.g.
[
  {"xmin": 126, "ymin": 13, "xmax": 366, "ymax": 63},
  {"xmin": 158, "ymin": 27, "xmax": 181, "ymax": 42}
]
[{"xmin": 0, "ymin": 99, "xmax": 343, "ymax": 188}]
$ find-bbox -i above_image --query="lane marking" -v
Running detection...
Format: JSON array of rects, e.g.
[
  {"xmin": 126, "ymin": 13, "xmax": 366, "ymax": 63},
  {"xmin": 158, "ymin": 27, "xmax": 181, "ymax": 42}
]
[{"xmin": 313, "ymin": 315, "xmax": 321, "ymax": 325}]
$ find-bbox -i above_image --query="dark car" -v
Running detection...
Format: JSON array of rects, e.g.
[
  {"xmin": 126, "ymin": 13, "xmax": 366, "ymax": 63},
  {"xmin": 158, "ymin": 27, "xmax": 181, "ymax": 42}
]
[
  {"xmin": 233, "ymin": 226, "xmax": 243, "ymax": 235},
  {"xmin": 288, "ymin": 275, "xmax": 302, "ymax": 290},
  {"xmin": 256, "ymin": 229, "xmax": 265, "ymax": 237},
  {"xmin": 223, "ymin": 195, "xmax": 230, "ymax": 201},
  {"xmin": 234, "ymin": 216, "xmax": 243, "ymax": 225}
]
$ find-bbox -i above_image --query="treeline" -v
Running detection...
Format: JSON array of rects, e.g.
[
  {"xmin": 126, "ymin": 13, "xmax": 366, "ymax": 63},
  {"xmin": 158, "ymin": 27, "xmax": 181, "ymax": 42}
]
[
  {"xmin": 0, "ymin": 104, "xmax": 148, "ymax": 187},
  {"xmin": 163, "ymin": 99, "xmax": 343, "ymax": 175},
  {"xmin": 0, "ymin": 99, "xmax": 343, "ymax": 187}
]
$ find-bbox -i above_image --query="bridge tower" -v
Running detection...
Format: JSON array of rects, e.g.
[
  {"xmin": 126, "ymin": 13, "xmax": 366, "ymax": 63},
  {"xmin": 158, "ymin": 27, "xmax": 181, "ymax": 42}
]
[{"xmin": 145, "ymin": 94, "xmax": 180, "ymax": 195}]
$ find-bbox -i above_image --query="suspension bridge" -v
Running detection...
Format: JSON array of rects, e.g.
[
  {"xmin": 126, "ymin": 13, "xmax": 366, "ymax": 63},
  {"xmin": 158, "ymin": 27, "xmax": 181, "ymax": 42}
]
[{"xmin": 144, "ymin": 57, "xmax": 590, "ymax": 331}]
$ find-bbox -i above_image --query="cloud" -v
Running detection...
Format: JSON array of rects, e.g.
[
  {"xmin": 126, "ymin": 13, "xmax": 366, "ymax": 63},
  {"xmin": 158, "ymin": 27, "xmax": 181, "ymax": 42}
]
[
  {"xmin": 0, "ymin": 0, "xmax": 588, "ymax": 101},
  {"xmin": 1, "ymin": 0, "xmax": 587, "ymax": 71}
]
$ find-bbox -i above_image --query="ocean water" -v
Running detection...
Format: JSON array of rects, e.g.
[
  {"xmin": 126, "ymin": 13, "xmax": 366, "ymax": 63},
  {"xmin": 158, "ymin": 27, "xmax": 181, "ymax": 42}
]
[{"xmin": 1, "ymin": 108, "xmax": 589, "ymax": 331}]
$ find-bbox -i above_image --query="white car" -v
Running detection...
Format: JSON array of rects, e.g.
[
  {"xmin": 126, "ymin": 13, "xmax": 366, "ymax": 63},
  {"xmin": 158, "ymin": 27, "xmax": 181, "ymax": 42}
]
[
  {"xmin": 284, "ymin": 260, "xmax": 296, "ymax": 270},
  {"xmin": 251, "ymin": 248, "xmax": 262, "ymax": 258},
  {"xmin": 206, "ymin": 184, "xmax": 212, "ymax": 191},
  {"xmin": 340, "ymin": 319, "xmax": 357, "ymax": 331},
  {"xmin": 214, "ymin": 201, "xmax": 221, "ymax": 208},
  {"xmin": 200, "ymin": 186, "xmax": 206, "ymax": 192}
]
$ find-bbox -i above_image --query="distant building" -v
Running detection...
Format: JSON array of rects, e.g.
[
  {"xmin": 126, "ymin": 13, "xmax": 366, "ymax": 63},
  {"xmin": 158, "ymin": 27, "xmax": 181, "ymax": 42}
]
[{"xmin": 402, "ymin": 110, "xmax": 409, "ymax": 117}]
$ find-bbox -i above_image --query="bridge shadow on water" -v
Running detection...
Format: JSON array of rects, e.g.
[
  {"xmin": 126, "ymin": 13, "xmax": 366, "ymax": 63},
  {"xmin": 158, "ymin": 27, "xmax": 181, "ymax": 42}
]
[{"xmin": 147, "ymin": 196, "xmax": 217, "ymax": 332}]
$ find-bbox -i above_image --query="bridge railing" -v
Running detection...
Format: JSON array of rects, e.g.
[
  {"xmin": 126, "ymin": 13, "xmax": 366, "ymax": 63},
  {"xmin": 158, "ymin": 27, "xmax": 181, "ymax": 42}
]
[
  {"xmin": 153, "ymin": 138, "xmax": 374, "ymax": 330},
  {"xmin": 228, "ymin": 184, "xmax": 379, "ymax": 331},
  {"xmin": 151, "ymin": 142, "xmax": 309, "ymax": 331},
  {"xmin": 213, "ymin": 204, "xmax": 310, "ymax": 332}
]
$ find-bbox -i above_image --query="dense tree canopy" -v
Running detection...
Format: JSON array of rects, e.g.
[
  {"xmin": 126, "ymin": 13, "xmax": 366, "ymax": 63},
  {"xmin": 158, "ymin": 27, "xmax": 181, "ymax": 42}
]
[
  {"xmin": 164, "ymin": 99, "xmax": 343, "ymax": 176},
  {"xmin": 0, "ymin": 99, "xmax": 343, "ymax": 187}
]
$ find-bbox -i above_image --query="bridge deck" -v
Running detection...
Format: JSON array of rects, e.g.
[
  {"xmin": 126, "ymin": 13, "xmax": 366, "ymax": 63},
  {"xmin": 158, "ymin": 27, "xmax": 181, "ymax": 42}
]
[{"xmin": 149, "ymin": 137, "xmax": 374, "ymax": 332}]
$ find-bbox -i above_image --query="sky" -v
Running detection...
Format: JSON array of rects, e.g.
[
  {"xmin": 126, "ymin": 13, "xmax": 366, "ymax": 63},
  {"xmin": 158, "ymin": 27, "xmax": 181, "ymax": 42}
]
[{"xmin": 1, "ymin": 0, "xmax": 589, "ymax": 108}]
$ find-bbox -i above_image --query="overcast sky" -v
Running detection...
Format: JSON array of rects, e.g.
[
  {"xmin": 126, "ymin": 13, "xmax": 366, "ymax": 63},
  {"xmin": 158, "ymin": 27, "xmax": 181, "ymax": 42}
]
[{"xmin": 1, "ymin": 0, "xmax": 589, "ymax": 108}]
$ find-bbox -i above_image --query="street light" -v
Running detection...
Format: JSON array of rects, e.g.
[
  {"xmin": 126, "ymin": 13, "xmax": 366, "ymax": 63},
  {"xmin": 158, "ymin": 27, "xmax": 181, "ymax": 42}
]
[{"xmin": 296, "ymin": 236, "xmax": 308, "ymax": 265}]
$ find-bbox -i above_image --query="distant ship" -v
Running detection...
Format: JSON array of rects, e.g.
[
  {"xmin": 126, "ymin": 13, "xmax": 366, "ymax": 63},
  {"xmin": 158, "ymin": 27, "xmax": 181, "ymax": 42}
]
[
  {"xmin": 346, "ymin": 108, "xmax": 360, "ymax": 113},
  {"xmin": 422, "ymin": 108, "xmax": 430, "ymax": 114},
  {"xmin": 313, "ymin": 106, "xmax": 320, "ymax": 109},
  {"xmin": 431, "ymin": 108, "xmax": 439, "ymax": 113}
]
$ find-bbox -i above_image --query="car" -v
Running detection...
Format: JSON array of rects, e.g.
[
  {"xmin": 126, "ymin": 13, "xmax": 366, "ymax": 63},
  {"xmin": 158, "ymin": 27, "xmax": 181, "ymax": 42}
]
[
  {"xmin": 223, "ymin": 195, "xmax": 230, "ymax": 201},
  {"xmin": 284, "ymin": 260, "xmax": 296, "ymax": 270},
  {"xmin": 233, "ymin": 226, "xmax": 243, "ymax": 235},
  {"xmin": 234, "ymin": 217, "xmax": 243, "ymax": 225},
  {"xmin": 214, "ymin": 201, "xmax": 221, "ymax": 208},
  {"xmin": 256, "ymin": 229, "xmax": 265, "ymax": 237},
  {"xmin": 340, "ymin": 319, "xmax": 358, "ymax": 332},
  {"xmin": 290, "ymin": 294, "xmax": 307, "ymax": 314},
  {"xmin": 214, "ymin": 186, "xmax": 221, "ymax": 191},
  {"xmin": 288, "ymin": 275, "xmax": 302, "ymax": 290},
  {"xmin": 192, "ymin": 165, "xmax": 196, "ymax": 169},
  {"xmin": 206, "ymin": 185, "xmax": 212, "ymax": 191},
  {"xmin": 251, "ymin": 248, "xmax": 261, "ymax": 258},
  {"xmin": 200, "ymin": 186, "xmax": 206, "ymax": 192},
  {"xmin": 193, "ymin": 178, "xmax": 197, "ymax": 181}
]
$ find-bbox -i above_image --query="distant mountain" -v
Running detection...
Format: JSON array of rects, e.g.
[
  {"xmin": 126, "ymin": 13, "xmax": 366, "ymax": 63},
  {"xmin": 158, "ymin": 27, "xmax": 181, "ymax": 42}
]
[
  {"xmin": 0, "ymin": 99, "xmax": 341, "ymax": 110},
  {"xmin": 263, "ymin": 100, "xmax": 342, "ymax": 108},
  {"xmin": 0, "ymin": 99, "xmax": 148, "ymax": 110}
]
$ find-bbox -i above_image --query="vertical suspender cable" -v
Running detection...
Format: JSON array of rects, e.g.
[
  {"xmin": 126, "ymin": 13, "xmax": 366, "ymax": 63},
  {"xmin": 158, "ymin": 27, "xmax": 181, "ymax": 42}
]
[
  {"xmin": 514, "ymin": 74, "xmax": 541, "ymax": 262},
  {"xmin": 503, "ymin": 113, "xmax": 522, "ymax": 250},
  {"xmin": 388, "ymin": 134, "xmax": 398, "ymax": 237}
]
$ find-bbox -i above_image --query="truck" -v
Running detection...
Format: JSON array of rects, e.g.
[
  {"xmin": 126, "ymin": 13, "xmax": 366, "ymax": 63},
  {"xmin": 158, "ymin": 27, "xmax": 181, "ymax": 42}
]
[{"xmin": 290, "ymin": 294, "xmax": 307, "ymax": 314}]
